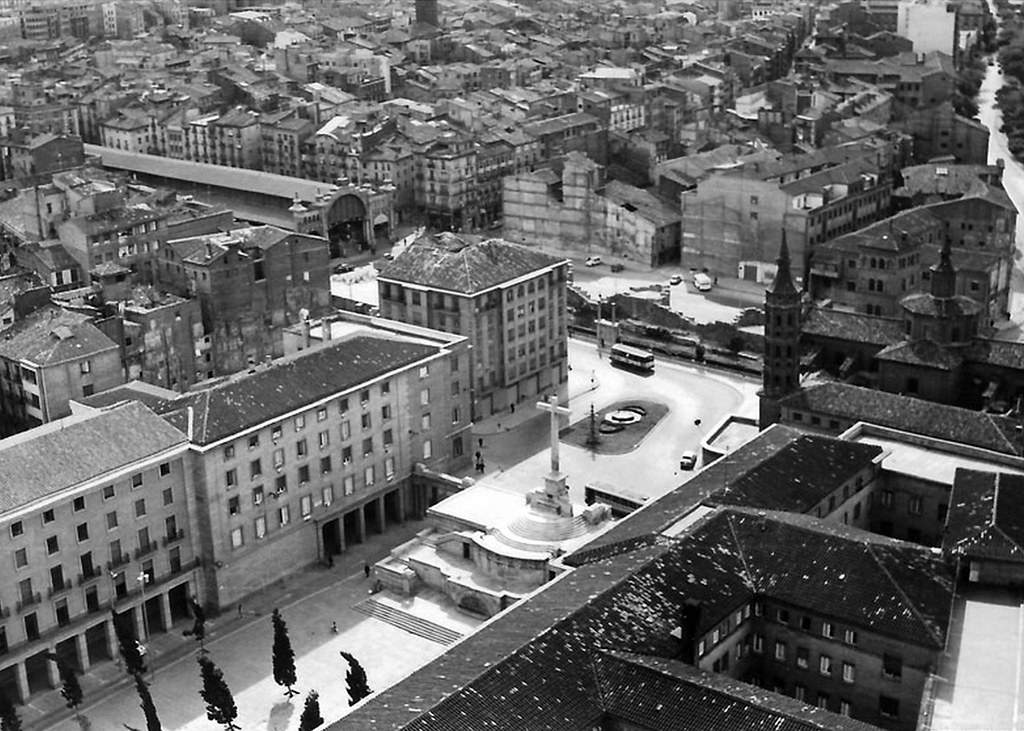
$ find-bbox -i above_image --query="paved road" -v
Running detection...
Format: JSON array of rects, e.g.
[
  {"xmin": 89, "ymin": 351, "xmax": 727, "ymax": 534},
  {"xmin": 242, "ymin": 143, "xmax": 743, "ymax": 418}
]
[
  {"xmin": 473, "ymin": 337, "xmax": 760, "ymax": 503},
  {"xmin": 977, "ymin": 47, "xmax": 1024, "ymax": 338}
]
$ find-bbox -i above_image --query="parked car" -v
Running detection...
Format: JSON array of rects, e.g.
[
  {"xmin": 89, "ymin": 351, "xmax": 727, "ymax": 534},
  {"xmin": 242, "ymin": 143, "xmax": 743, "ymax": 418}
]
[
  {"xmin": 332, "ymin": 262, "xmax": 354, "ymax": 274},
  {"xmin": 669, "ymin": 274, "xmax": 683, "ymax": 285},
  {"xmin": 693, "ymin": 272, "xmax": 713, "ymax": 291},
  {"xmin": 680, "ymin": 451, "xmax": 698, "ymax": 470},
  {"xmin": 610, "ymin": 263, "xmax": 625, "ymax": 272},
  {"xmin": 585, "ymin": 256, "xmax": 603, "ymax": 267}
]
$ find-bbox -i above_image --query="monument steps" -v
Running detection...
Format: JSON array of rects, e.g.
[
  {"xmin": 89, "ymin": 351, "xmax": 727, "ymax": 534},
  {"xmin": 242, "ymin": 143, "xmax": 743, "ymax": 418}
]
[
  {"xmin": 504, "ymin": 513, "xmax": 592, "ymax": 542},
  {"xmin": 353, "ymin": 597, "xmax": 463, "ymax": 645}
]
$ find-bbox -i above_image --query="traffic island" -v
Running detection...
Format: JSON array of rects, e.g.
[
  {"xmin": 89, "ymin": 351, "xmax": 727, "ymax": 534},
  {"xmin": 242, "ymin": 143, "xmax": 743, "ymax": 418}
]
[{"xmin": 560, "ymin": 399, "xmax": 668, "ymax": 455}]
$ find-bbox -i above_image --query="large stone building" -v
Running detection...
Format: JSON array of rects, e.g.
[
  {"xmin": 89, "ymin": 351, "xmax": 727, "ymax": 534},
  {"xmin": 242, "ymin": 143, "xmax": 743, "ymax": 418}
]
[
  {"xmin": 337, "ymin": 422, "xmax": 967, "ymax": 731},
  {"xmin": 808, "ymin": 184, "xmax": 1017, "ymax": 326},
  {"xmin": 0, "ymin": 402, "xmax": 196, "ymax": 705},
  {"xmin": 377, "ymin": 233, "xmax": 569, "ymax": 419},
  {"xmin": 157, "ymin": 225, "xmax": 331, "ymax": 379},
  {"xmin": 503, "ymin": 152, "xmax": 681, "ymax": 267},
  {"xmin": 0, "ymin": 306, "xmax": 124, "ymax": 435},
  {"xmin": 149, "ymin": 317, "xmax": 473, "ymax": 609}
]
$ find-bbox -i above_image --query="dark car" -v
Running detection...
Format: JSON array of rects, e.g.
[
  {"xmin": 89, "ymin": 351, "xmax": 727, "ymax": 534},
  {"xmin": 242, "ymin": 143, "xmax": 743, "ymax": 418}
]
[{"xmin": 332, "ymin": 263, "xmax": 354, "ymax": 274}]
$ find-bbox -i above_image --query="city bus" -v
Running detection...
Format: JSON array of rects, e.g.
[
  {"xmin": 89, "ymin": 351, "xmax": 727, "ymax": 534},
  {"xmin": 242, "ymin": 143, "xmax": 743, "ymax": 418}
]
[
  {"xmin": 584, "ymin": 482, "xmax": 648, "ymax": 517},
  {"xmin": 609, "ymin": 343, "xmax": 655, "ymax": 373}
]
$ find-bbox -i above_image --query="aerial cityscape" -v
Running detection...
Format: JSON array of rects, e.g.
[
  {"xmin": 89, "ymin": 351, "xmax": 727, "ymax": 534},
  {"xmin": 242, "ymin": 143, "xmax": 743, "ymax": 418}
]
[{"xmin": 0, "ymin": 0, "xmax": 1022, "ymax": 728}]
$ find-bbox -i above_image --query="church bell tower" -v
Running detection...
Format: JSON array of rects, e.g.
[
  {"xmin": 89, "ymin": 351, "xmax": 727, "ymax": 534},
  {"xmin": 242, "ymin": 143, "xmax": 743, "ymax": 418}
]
[{"xmin": 758, "ymin": 235, "xmax": 803, "ymax": 427}]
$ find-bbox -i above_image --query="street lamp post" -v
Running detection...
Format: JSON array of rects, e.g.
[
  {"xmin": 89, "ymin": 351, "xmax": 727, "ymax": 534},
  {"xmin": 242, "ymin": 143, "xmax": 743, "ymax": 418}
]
[{"xmin": 137, "ymin": 571, "xmax": 154, "ymax": 680}]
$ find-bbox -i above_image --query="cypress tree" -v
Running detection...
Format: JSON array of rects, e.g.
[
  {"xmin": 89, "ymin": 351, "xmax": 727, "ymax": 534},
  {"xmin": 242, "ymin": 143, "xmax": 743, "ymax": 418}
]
[
  {"xmin": 297, "ymin": 690, "xmax": 324, "ymax": 731},
  {"xmin": 133, "ymin": 672, "xmax": 162, "ymax": 731},
  {"xmin": 271, "ymin": 608, "xmax": 298, "ymax": 698},
  {"xmin": 340, "ymin": 651, "xmax": 371, "ymax": 706},
  {"xmin": 197, "ymin": 655, "xmax": 238, "ymax": 730},
  {"xmin": 0, "ymin": 688, "xmax": 22, "ymax": 731}
]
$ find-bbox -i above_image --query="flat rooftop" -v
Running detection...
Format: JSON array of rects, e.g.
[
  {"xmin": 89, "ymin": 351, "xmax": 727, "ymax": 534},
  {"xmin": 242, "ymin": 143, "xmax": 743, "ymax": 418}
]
[{"xmin": 855, "ymin": 434, "xmax": 1024, "ymax": 485}]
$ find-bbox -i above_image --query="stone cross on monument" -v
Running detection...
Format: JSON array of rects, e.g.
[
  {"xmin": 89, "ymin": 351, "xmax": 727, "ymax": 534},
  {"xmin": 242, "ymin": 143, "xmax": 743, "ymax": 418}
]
[{"xmin": 536, "ymin": 395, "xmax": 571, "ymax": 476}]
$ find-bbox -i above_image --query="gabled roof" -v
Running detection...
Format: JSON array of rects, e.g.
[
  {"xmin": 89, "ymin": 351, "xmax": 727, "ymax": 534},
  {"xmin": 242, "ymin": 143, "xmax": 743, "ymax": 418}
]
[
  {"xmin": 944, "ymin": 469, "xmax": 1024, "ymax": 560},
  {"xmin": 0, "ymin": 402, "xmax": 186, "ymax": 513},
  {"xmin": 875, "ymin": 339, "xmax": 964, "ymax": 371},
  {"xmin": 778, "ymin": 382, "xmax": 1024, "ymax": 456},
  {"xmin": 155, "ymin": 335, "xmax": 439, "ymax": 446},
  {"xmin": 707, "ymin": 435, "xmax": 882, "ymax": 512},
  {"xmin": 378, "ymin": 234, "xmax": 566, "ymax": 295},
  {"xmin": 801, "ymin": 308, "xmax": 904, "ymax": 346},
  {"xmin": 335, "ymin": 508, "xmax": 953, "ymax": 730}
]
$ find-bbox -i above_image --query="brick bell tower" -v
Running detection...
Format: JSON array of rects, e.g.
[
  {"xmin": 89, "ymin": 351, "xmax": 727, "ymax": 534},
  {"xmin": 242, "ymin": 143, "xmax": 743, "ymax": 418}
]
[{"xmin": 758, "ymin": 234, "xmax": 803, "ymax": 428}]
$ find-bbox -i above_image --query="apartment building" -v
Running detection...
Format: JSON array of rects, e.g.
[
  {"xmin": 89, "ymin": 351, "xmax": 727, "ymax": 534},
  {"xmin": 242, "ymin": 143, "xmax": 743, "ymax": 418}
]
[
  {"xmin": 809, "ymin": 190, "xmax": 1016, "ymax": 324},
  {"xmin": 0, "ymin": 402, "xmax": 195, "ymax": 704},
  {"xmin": 152, "ymin": 322, "xmax": 472, "ymax": 609},
  {"xmin": 259, "ymin": 110, "xmax": 313, "ymax": 178},
  {"xmin": 378, "ymin": 234, "xmax": 569, "ymax": 419},
  {"xmin": 0, "ymin": 306, "xmax": 124, "ymax": 435},
  {"xmin": 157, "ymin": 225, "xmax": 331, "ymax": 379}
]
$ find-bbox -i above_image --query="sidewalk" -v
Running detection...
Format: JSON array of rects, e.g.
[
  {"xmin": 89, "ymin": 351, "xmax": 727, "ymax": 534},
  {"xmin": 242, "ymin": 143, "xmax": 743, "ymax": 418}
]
[{"xmin": 28, "ymin": 519, "xmax": 431, "ymax": 731}]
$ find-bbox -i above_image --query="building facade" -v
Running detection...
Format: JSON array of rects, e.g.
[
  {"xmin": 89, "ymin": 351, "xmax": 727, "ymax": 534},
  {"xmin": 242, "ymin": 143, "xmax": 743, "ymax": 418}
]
[
  {"xmin": 378, "ymin": 234, "xmax": 570, "ymax": 419},
  {"xmin": 0, "ymin": 402, "xmax": 197, "ymax": 705}
]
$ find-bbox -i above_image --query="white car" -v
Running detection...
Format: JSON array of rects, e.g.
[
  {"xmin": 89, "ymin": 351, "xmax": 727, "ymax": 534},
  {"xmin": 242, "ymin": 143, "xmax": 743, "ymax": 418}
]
[
  {"xmin": 585, "ymin": 256, "xmax": 603, "ymax": 267},
  {"xmin": 693, "ymin": 272, "xmax": 713, "ymax": 291},
  {"xmin": 669, "ymin": 274, "xmax": 683, "ymax": 285},
  {"xmin": 680, "ymin": 451, "xmax": 698, "ymax": 470}
]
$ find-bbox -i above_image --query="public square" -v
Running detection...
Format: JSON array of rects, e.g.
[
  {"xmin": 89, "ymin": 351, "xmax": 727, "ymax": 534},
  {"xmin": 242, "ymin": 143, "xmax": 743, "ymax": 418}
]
[{"xmin": 36, "ymin": 340, "xmax": 758, "ymax": 731}]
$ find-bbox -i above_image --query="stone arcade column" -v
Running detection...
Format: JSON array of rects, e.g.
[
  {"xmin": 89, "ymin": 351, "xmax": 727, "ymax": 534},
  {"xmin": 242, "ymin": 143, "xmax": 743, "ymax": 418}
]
[
  {"xmin": 355, "ymin": 505, "xmax": 366, "ymax": 543},
  {"xmin": 75, "ymin": 633, "xmax": 90, "ymax": 672},
  {"xmin": 45, "ymin": 647, "xmax": 59, "ymax": 688},
  {"xmin": 159, "ymin": 592, "xmax": 173, "ymax": 630},
  {"xmin": 376, "ymin": 496, "xmax": 386, "ymax": 533},
  {"xmin": 14, "ymin": 662, "xmax": 28, "ymax": 703}
]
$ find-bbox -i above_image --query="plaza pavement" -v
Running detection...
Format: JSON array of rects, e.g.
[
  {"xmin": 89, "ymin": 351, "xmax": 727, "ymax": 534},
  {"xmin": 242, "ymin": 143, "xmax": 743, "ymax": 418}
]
[{"xmin": 35, "ymin": 338, "xmax": 759, "ymax": 731}]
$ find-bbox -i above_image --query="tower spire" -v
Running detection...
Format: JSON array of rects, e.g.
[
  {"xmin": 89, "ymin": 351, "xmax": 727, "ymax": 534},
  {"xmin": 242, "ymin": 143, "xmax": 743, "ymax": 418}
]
[{"xmin": 771, "ymin": 231, "xmax": 797, "ymax": 295}]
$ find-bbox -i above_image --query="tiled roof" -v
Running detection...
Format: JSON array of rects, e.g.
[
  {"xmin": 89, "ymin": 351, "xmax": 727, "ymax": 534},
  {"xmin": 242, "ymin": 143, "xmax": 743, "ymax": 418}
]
[
  {"xmin": 566, "ymin": 424, "xmax": 808, "ymax": 559},
  {"xmin": 708, "ymin": 435, "xmax": 882, "ymax": 512},
  {"xmin": 595, "ymin": 652, "xmax": 881, "ymax": 731},
  {"xmin": 875, "ymin": 339, "xmax": 964, "ymax": 370},
  {"xmin": 801, "ymin": 308, "xmax": 904, "ymax": 346},
  {"xmin": 335, "ymin": 508, "xmax": 952, "ymax": 730},
  {"xmin": 965, "ymin": 339, "xmax": 1024, "ymax": 370},
  {"xmin": 0, "ymin": 402, "xmax": 186, "ymax": 512},
  {"xmin": 0, "ymin": 306, "xmax": 118, "ymax": 365},
  {"xmin": 778, "ymin": 383, "xmax": 1024, "ymax": 455},
  {"xmin": 901, "ymin": 292, "xmax": 983, "ymax": 318},
  {"xmin": 154, "ymin": 335, "xmax": 438, "ymax": 445},
  {"xmin": 944, "ymin": 469, "xmax": 1024, "ymax": 560},
  {"xmin": 378, "ymin": 235, "xmax": 566, "ymax": 294}
]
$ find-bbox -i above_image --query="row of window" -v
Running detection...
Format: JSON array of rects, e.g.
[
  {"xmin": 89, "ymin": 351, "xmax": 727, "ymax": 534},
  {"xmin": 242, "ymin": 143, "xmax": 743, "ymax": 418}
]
[
  {"xmin": 7, "ymin": 466, "xmax": 173, "ymax": 540},
  {"xmin": 229, "ymin": 488, "xmax": 330, "ymax": 548},
  {"xmin": 763, "ymin": 675, "xmax": 899, "ymax": 720}
]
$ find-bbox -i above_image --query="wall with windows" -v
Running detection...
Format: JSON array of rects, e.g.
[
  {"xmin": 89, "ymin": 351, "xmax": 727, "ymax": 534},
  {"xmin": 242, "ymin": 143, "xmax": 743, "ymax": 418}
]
[
  {"xmin": 190, "ymin": 344, "xmax": 472, "ymax": 609},
  {"xmin": 0, "ymin": 449, "xmax": 195, "ymax": 690},
  {"xmin": 692, "ymin": 598, "xmax": 939, "ymax": 730},
  {"xmin": 869, "ymin": 473, "xmax": 948, "ymax": 546}
]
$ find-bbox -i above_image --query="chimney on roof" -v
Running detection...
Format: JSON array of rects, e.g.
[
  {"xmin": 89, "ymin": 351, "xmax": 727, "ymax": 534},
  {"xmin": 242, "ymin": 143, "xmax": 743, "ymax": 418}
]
[
  {"xmin": 675, "ymin": 599, "xmax": 703, "ymax": 665},
  {"xmin": 186, "ymin": 406, "xmax": 194, "ymax": 441},
  {"xmin": 205, "ymin": 243, "xmax": 212, "ymax": 258}
]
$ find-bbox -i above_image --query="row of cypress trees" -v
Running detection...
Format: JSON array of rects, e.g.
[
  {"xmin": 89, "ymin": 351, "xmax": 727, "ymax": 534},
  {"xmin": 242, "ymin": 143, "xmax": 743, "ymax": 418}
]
[{"xmin": 0, "ymin": 603, "xmax": 373, "ymax": 731}]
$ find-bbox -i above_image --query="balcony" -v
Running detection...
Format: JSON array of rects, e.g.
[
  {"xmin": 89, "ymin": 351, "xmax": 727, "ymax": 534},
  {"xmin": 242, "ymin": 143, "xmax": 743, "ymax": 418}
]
[
  {"xmin": 106, "ymin": 554, "xmax": 131, "ymax": 571},
  {"xmin": 77, "ymin": 568, "xmax": 103, "ymax": 586},
  {"xmin": 162, "ymin": 528, "xmax": 186, "ymax": 547},
  {"xmin": 16, "ymin": 593, "xmax": 41, "ymax": 612},
  {"xmin": 134, "ymin": 541, "xmax": 159, "ymax": 560},
  {"xmin": 47, "ymin": 580, "xmax": 73, "ymax": 599}
]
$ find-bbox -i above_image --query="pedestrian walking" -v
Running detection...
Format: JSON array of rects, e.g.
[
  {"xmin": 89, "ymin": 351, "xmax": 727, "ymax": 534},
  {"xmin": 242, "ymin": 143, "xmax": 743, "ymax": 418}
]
[
  {"xmin": 327, "ymin": 554, "xmax": 334, "ymax": 568},
  {"xmin": 237, "ymin": 603, "xmax": 243, "ymax": 618},
  {"xmin": 363, "ymin": 563, "xmax": 371, "ymax": 579}
]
